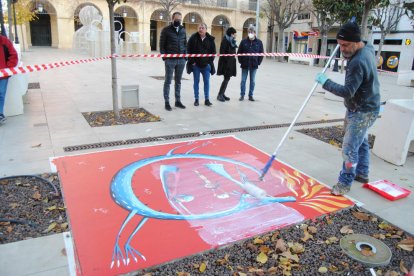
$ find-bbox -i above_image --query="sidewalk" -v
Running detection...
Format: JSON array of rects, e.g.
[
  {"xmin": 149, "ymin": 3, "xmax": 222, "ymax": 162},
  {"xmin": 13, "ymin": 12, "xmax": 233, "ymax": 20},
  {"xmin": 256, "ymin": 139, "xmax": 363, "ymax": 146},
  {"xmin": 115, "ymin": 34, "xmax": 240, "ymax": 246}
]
[{"xmin": 1, "ymin": 47, "xmax": 413, "ymax": 275}]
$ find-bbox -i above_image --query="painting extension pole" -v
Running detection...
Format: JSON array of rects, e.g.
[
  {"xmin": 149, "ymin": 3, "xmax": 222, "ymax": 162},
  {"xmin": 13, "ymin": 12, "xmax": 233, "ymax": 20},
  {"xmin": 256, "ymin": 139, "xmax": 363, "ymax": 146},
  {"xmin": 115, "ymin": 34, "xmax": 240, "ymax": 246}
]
[{"xmin": 259, "ymin": 44, "xmax": 341, "ymax": 181}]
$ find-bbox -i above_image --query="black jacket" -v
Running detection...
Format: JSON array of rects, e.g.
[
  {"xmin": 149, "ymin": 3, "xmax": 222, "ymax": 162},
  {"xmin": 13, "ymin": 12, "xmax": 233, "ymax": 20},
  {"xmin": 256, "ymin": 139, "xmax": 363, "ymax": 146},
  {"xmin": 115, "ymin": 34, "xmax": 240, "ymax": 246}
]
[
  {"xmin": 187, "ymin": 32, "xmax": 216, "ymax": 71},
  {"xmin": 159, "ymin": 24, "xmax": 187, "ymax": 60},
  {"xmin": 217, "ymin": 36, "xmax": 237, "ymax": 77},
  {"xmin": 237, "ymin": 38, "xmax": 264, "ymax": 69}
]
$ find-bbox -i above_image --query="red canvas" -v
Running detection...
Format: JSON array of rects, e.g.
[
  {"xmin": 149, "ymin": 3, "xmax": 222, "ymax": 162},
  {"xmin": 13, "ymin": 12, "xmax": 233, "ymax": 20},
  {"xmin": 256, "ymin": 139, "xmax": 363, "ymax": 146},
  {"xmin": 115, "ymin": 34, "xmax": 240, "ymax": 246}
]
[{"xmin": 53, "ymin": 136, "xmax": 354, "ymax": 275}]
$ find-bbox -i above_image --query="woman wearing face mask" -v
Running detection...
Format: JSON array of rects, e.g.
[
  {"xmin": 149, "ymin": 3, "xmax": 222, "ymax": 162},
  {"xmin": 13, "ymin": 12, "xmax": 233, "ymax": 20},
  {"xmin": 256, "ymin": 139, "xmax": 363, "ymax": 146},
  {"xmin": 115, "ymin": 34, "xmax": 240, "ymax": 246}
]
[
  {"xmin": 237, "ymin": 26, "xmax": 264, "ymax": 101},
  {"xmin": 216, "ymin": 27, "xmax": 237, "ymax": 102}
]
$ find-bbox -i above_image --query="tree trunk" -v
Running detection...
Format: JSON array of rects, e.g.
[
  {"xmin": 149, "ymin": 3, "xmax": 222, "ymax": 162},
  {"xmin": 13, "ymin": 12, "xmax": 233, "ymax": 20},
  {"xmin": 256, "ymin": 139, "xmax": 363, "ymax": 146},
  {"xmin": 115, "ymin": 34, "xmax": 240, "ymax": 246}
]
[
  {"xmin": 318, "ymin": 33, "xmax": 328, "ymax": 67},
  {"xmin": 277, "ymin": 26, "xmax": 285, "ymax": 62},
  {"xmin": 360, "ymin": 2, "xmax": 371, "ymax": 41},
  {"xmin": 108, "ymin": 3, "xmax": 120, "ymax": 120},
  {"xmin": 266, "ymin": 26, "xmax": 274, "ymax": 58},
  {"xmin": 376, "ymin": 32, "xmax": 385, "ymax": 65}
]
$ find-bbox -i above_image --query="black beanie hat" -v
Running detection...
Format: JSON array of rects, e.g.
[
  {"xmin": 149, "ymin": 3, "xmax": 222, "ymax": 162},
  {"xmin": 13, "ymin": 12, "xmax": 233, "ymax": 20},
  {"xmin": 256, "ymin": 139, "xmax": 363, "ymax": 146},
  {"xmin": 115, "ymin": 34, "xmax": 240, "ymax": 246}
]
[
  {"xmin": 226, "ymin": 27, "xmax": 236, "ymax": 36},
  {"xmin": 336, "ymin": 22, "xmax": 361, "ymax": 42}
]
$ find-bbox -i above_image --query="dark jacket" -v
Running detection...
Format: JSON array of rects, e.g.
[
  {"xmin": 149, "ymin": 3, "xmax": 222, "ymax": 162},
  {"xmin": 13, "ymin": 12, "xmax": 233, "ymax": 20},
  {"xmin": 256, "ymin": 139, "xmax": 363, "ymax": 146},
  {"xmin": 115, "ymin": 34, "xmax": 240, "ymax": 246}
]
[
  {"xmin": 237, "ymin": 37, "xmax": 264, "ymax": 69},
  {"xmin": 0, "ymin": 35, "xmax": 18, "ymax": 79},
  {"xmin": 187, "ymin": 32, "xmax": 216, "ymax": 74},
  {"xmin": 159, "ymin": 24, "xmax": 187, "ymax": 60},
  {"xmin": 323, "ymin": 43, "xmax": 380, "ymax": 112},
  {"xmin": 217, "ymin": 35, "xmax": 237, "ymax": 77}
]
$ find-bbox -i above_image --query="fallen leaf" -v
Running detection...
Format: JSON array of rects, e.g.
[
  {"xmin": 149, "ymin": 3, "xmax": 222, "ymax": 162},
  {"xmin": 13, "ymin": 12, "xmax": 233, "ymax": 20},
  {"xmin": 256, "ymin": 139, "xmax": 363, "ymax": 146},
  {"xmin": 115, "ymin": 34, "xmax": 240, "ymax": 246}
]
[
  {"xmin": 32, "ymin": 191, "xmax": 42, "ymax": 200},
  {"xmin": 177, "ymin": 272, "xmax": 190, "ymax": 276},
  {"xmin": 256, "ymin": 252, "xmax": 268, "ymax": 264},
  {"xmin": 275, "ymin": 239, "xmax": 287, "ymax": 253},
  {"xmin": 329, "ymin": 265, "xmax": 339, "ymax": 272},
  {"xmin": 31, "ymin": 143, "xmax": 42, "ymax": 148},
  {"xmin": 253, "ymin": 237, "xmax": 264, "ymax": 244},
  {"xmin": 216, "ymin": 254, "xmax": 229, "ymax": 265},
  {"xmin": 326, "ymin": 217, "xmax": 333, "ymax": 225},
  {"xmin": 325, "ymin": 236, "xmax": 339, "ymax": 244},
  {"xmin": 378, "ymin": 221, "xmax": 395, "ymax": 231},
  {"xmin": 279, "ymin": 251, "xmax": 299, "ymax": 263},
  {"xmin": 384, "ymin": 271, "xmax": 400, "ymax": 276},
  {"xmin": 340, "ymin": 225, "xmax": 354, "ymax": 234},
  {"xmin": 44, "ymin": 222, "xmax": 57, "ymax": 233},
  {"xmin": 373, "ymin": 233, "xmax": 386, "ymax": 240},
  {"xmin": 6, "ymin": 226, "xmax": 13, "ymax": 233},
  {"xmin": 301, "ymin": 229, "xmax": 313, "ymax": 242},
  {"xmin": 199, "ymin": 262, "xmax": 207, "ymax": 273},
  {"xmin": 307, "ymin": 226, "xmax": 318, "ymax": 234},
  {"xmin": 400, "ymin": 260, "xmax": 408, "ymax": 274},
  {"xmin": 9, "ymin": 203, "xmax": 19, "ymax": 209},
  {"xmin": 397, "ymin": 238, "xmax": 414, "ymax": 251},
  {"xmin": 46, "ymin": 205, "xmax": 57, "ymax": 211},
  {"xmin": 60, "ymin": 223, "xmax": 68, "ymax": 230},
  {"xmin": 288, "ymin": 242, "xmax": 305, "ymax": 254},
  {"xmin": 318, "ymin": 266, "xmax": 328, "ymax": 273},
  {"xmin": 352, "ymin": 211, "xmax": 370, "ymax": 221},
  {"xmin": 259, "ymin": 245, "xmax": 271, "ymax": 254},
  {"xmin": 238, "ymin": 273, "xmax": 247, "ymax": 276},
  {"xmin": 267, "ymin": 266, "xmax": 278, "ymax": 274},
  {"xmin": 61, "ymin": 248, "xmax": 67, "ymax": 256},
  {"xmin": 0, "ymin": 221, "xmax": 10, "ymax": 226}
]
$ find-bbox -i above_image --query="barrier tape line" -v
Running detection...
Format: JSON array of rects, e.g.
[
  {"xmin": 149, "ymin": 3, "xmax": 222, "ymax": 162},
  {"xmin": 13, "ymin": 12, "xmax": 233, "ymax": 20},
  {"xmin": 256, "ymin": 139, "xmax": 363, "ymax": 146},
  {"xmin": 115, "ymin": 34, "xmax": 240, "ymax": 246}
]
[{"xmin": 0, "ymin": 52, "xmax": 401, "ymax": 77}]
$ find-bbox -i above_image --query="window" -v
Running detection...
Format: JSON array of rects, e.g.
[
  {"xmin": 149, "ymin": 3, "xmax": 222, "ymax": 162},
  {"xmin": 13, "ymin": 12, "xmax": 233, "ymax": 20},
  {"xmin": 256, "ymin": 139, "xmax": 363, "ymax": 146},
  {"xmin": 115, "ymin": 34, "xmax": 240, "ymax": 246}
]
[
  {"xmin": 373, "ymin": 39, "xmax": 402, "ymax": 45},
  {"xmin": 249, "ymin": 0, "xmax": 257, "ymax": 11},
  {"xmin": 297, "ymin": 13, "xmax": 310, "ymax": 20},
  {"xmin": 217, "ymin": 0, "xmax": 227, "ymax": 7}
]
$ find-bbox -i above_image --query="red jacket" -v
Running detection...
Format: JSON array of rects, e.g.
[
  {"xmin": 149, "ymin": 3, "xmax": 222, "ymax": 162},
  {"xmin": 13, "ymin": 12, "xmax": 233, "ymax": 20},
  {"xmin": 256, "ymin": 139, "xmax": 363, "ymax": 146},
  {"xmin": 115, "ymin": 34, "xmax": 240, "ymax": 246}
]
[{"xmin": 0, "ymin": 35, "xmax": 18, "ymax": 76}]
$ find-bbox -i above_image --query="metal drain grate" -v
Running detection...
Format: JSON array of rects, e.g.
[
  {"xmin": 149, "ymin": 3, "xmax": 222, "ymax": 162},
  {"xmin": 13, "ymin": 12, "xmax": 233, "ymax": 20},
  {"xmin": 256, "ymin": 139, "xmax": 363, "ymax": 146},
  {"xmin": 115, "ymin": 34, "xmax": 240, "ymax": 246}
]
[
  {"xmin": 63, "ymin": 118, "xmax": 344, "ymax": 152},
  {"xmin": 28, "ymin": 82, "xmax": 40, "ymax": 89},
  {"xmin": 150, "ymin": 76, "xmax": 189, "ymax": 81}
]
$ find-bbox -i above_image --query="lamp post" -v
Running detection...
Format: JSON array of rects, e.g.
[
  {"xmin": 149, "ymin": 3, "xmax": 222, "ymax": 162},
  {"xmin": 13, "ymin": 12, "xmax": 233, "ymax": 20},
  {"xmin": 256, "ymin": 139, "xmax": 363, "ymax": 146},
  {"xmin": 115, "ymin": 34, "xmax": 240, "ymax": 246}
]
[
  {"xmin": 12, "ymin": 0, "xmax": 18, "ymax": 44},
  {"xmin": 0, "ymin": 0, "xmax": 6, "ymax": 36}
]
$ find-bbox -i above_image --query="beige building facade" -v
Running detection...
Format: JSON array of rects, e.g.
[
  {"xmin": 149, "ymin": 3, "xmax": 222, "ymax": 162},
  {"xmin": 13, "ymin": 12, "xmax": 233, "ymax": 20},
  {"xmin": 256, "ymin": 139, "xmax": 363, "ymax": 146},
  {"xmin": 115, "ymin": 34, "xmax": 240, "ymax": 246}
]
[{"xmin": 20, "ymin": 0, "xmax": 267, "ymax": 54}]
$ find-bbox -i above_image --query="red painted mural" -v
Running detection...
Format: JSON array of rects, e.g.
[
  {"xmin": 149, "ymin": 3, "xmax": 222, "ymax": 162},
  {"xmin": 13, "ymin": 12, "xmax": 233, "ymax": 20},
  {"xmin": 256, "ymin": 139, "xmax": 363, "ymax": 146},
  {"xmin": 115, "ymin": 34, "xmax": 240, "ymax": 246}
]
[{"xmin": 53, "ymin": 136, "xmax": 354, "ymax": 275}]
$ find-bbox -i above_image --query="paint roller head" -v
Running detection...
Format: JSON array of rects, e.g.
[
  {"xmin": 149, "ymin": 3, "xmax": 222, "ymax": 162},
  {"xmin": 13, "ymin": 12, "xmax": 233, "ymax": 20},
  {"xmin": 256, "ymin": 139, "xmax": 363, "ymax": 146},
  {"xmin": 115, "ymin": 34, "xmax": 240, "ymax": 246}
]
[{"xmin": 242, "ymin": 182, "xmax": 267, "ymax": 199}]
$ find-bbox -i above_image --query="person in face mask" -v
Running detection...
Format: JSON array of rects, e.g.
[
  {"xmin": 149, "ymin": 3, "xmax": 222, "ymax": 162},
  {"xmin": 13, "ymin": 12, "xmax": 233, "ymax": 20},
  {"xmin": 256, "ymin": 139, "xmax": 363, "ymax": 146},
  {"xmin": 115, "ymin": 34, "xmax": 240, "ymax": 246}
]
[
  {"xmin": 237, "ymin": 26, "xmax": 264, "ymax": 101},
  {"xmin": 216, "ymin": 27, "xmax": 237, "ymax": 102},
  {"xmin": 159, "ymin": 12, "xmax": 188, "ymax": 111}
]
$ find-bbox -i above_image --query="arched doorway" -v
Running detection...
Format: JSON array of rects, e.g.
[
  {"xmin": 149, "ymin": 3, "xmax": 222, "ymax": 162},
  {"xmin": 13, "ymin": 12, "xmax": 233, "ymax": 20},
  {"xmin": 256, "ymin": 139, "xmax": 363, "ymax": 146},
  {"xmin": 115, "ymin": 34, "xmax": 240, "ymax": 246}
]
[
  {"xmin": 243, "ymin": 18, "xmax": 256, "ymax": 39},
  {"xmin": 183, "ymin": 12, "xmax": 203, "ymax": 37},
  {"xmin": 114, "ymin": 6, "xmax": 138, "ymax": 42},
  {"xmin": 211, "ymin": 16, "xmax": 230, "ymax": 50},
  {"xmin": 150, "ymin": 9, "xmax": 168, "ymax": 51},
  {"xmin": 30, "ymin": 13, "xmax": 51, "ymax": 46},
  {"xmin": 74, "ymin": 3, "xmax": 103, "ymax": 31}
]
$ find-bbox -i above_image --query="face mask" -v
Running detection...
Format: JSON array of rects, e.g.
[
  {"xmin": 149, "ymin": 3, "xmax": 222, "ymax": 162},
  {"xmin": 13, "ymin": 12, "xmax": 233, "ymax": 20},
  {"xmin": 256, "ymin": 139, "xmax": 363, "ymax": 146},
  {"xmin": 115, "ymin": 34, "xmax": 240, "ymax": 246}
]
[
  {"xmin": 248, "ymin": 33, "xmax": 255, "ymax": 40},
  {"xmin": 173, "ymin": 20, "xmax": 181, "ymax": 27}
]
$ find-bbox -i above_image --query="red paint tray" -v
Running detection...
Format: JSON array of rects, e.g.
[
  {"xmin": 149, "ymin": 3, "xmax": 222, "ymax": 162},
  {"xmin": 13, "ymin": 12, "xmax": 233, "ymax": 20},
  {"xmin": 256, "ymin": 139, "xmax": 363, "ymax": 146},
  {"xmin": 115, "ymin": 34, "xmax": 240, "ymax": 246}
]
[{"xmin": 363, "ymin": 179, "xmax": 411, "ymax": 201}]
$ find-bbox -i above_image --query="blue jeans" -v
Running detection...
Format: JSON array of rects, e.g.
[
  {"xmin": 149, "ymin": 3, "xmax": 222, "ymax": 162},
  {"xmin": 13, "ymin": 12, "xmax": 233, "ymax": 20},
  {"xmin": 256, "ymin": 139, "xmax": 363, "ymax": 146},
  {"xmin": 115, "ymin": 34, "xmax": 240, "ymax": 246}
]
[
  {"xmin": 163, "ymin": 58, "xmax": 186, "ymax": 103},
  {"xmin": 0, "ymin": 78, "xmax": 9, "ymax": 115},
  {"xmin": 192, "ymin": 64, "xmax": 211, "ymax": 100},
  {"xmin": 338, "ymin": 110, "xmax": 379, "ymax": 186},
  {"xmin": 240, "ymin": 68, "xmax": 257, "ymax": 97}
]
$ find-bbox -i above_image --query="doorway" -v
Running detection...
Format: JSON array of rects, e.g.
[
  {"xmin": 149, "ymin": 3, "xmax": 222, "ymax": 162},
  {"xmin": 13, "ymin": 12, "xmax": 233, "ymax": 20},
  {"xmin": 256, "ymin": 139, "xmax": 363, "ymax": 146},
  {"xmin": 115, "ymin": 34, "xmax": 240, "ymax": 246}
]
[{"xmin": 30, "ymin": 13, "xmax": 51, "ymax": 46}]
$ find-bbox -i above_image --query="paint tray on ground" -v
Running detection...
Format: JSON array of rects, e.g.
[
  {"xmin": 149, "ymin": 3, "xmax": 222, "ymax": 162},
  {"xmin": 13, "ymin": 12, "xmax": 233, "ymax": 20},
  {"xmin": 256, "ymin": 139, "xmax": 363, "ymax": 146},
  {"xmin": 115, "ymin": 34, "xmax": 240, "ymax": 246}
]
[
  {"xmin": 363, "ymin": 179, "xmax": 411, "ymax": 201},
  {"xmin": 52, "ymin": 136, "xmax": 354, "ymax": 275}
]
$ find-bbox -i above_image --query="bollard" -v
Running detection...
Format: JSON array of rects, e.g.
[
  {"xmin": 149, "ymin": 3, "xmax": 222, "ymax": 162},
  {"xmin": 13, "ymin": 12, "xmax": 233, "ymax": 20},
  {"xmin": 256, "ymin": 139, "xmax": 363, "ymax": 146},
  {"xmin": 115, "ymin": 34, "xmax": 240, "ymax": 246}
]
[{"xmin": 121, "ymin": 84, "xmax": 139, "ymax": 109}]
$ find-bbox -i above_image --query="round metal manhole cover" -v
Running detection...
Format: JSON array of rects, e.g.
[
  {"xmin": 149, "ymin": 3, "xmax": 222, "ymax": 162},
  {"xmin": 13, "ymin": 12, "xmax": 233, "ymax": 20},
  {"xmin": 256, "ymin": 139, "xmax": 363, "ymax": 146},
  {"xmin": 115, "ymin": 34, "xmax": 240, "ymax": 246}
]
[{"xmin": 340, "ymin": 234, "xmax": 392, "ymax": 267}]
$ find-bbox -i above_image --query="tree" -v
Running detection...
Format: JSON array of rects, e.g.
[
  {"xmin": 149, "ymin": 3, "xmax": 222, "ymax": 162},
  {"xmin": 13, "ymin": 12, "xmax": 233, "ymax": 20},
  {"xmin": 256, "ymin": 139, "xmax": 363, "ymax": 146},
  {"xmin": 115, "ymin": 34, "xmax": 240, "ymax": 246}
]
[
  {"xmin": 372, "ymin": 0, "xmax": 406, "ymax": 61},
  {"xmin": 311, "ymin": 0, "xmax": 362, "ymax": 66},
  {"xmin": 359, "ymin": 0, "xmax": 382, "ymax": 40},
  {"xmin": 158, "ymin": 0, "xmax": 181, "ymax": 20},
  {"xmin": 265, "ymin": 0, "xmax": 308, "ymax": 62}
]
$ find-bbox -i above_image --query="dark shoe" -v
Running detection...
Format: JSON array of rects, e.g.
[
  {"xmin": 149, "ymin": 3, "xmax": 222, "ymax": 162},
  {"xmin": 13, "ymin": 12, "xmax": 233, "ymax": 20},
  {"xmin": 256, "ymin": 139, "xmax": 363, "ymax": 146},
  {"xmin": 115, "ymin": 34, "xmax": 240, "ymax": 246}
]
[
  {"xmin": 223, "ymin": 94, "xmax": 230, "ymax": 101},
  {"xmin": 354, "ymin": 175, "xmax": 369, "ymax": 183},
  {"xmin": 205, "ymin": 100, "xmax": 212, "ymax": 106},
  {"xmin": 194, "ymin": 99, "xmax": 199, "ymax": 106},
  {"xmin": 239, "ymin": 96, "xmax": 244, "ymax": 101},
  {"xmin": 165, "ymin": 103, "xmax": 172, "ymax": 111},
  {"xmin": 175, "ymin": 101, "xmax": 186, "ymax": 109},
  {"xmin": 0, "ymin": 114, "xmax": 6, "ymax": 124},
  {"xmin": 248, "ymin": 96, "xmax": 255, "ymax": 101},
  {"xmin": 331, "ymin": 183, "xmax": 351, "ymax": 196},
  {"xmin": 217, "ymin": 94, "xmax": 225, "ymax": 102}
]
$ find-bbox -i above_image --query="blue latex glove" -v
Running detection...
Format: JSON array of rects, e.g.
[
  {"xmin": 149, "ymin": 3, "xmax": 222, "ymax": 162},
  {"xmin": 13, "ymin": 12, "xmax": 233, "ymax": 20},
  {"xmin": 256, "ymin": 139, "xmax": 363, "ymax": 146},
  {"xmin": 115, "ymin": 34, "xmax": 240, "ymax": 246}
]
[{"xmin": 315, "ymin": 73, "xmax": 328, "ymax": 85}]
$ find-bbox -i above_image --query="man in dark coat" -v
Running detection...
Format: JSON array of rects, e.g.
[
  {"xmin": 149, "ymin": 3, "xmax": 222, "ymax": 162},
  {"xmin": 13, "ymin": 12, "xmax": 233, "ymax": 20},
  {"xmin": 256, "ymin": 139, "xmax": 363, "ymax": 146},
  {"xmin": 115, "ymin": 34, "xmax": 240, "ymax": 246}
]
[
  {"xmin": 159, "ymin": 12, "xmax": 187, "ymax": 111},
  {"xmin": 0, "ymin": 35, "xmax": 18, "ymax": 124},
  {"xmin": 187, "ymin": 23, "xmax": 216, "ymax": 107},
  {"xmin": 237, "ymin": 26, "xmax": 264, "ymax": 101},
  {"xmin": 216, "ymin": 27, "xmax": 237, "ymax": 102}
]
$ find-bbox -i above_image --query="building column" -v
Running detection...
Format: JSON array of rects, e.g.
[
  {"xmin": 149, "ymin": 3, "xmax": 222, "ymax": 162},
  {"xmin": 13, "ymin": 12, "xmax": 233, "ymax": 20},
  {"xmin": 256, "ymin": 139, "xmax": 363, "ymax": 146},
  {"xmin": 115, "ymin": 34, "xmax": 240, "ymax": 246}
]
[{"xmin": 57, "ymin": 17, "xmax": 75, "ymax": 48}]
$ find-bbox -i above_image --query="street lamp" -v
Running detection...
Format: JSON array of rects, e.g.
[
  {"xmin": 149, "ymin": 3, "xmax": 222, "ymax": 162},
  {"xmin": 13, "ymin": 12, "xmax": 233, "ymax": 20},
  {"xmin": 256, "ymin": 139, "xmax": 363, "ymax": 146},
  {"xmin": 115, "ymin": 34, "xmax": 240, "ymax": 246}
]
[
  {"xmin": 122, "ymin": 8, "xmax": 127, "ymax": 18},
  {"xmin": 191, "ymin": 14, "xmax": 195, "ymax": 23},
  {"xmin": 159, "ymin": 12, "xmax": 163, "ymax": 20},
  {"xmin": 219, "ymin": 18, "xmax": 223, "ymax": 25},
  {"xmin": 12, "ymin": 0, "xmax": 19, "ymax": 44},
  {"xmin": 37, "ymin": 2, "xmax": 43, "ymax": 13}
]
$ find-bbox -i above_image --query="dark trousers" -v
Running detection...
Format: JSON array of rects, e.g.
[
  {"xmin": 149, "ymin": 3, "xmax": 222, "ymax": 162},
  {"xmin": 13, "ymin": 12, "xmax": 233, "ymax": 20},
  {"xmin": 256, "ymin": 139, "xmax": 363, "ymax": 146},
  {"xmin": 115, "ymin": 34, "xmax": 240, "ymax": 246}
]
[{"xmin": 218, "ymin": 75, "xmax": 231, "ymax": 95}]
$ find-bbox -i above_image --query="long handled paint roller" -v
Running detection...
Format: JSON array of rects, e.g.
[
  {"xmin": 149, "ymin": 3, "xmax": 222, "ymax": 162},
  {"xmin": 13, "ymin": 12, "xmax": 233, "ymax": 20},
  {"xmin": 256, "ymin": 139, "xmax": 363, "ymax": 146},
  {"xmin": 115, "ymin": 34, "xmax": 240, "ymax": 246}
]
[{"xmin": 259, "ymin": 42, "xmax": 342, "ymax": 181}]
